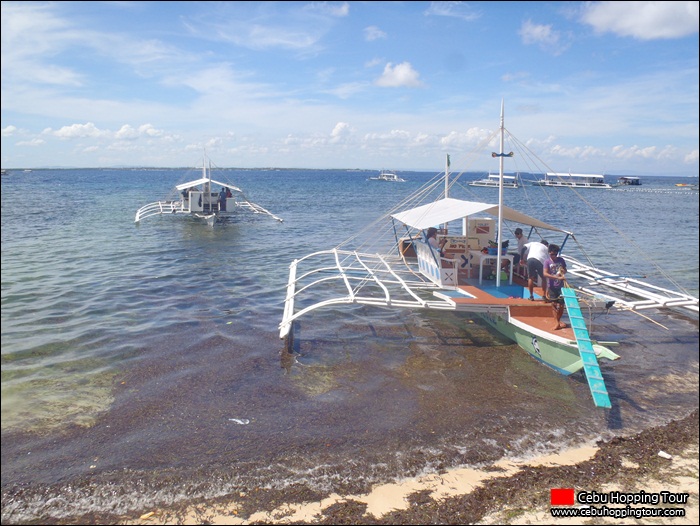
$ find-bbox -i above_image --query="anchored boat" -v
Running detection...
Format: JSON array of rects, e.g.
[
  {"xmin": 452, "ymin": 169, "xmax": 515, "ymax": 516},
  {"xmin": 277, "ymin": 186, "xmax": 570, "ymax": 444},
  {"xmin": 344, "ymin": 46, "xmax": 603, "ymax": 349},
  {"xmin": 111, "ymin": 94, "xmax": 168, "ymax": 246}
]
[
  {"xmin": 279, "ymin": 103, "xmax": 698, "ymax": 409},
  {"xmin": 135, "ymin": 154, "xmax": 283, "ymax": 225},
  {"xmin": 615, "ymin": 176, "xmax": 641, "ymax": 186},
  {"xmin": 469, "ymin": 172, "xmax": 520, "ymax": 188},
  {"xmin": 368, "ymin": 169, "xmax": 406, "ymax": 182},
  {"xmin": 531, "ymin": 172, "xmax": 612, "ymax": 189}
]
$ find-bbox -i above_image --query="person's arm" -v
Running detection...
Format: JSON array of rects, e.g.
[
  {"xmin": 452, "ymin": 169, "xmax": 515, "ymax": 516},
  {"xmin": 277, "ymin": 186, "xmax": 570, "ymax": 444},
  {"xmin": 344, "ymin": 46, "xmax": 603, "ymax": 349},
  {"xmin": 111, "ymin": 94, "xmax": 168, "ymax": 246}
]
[
  {"xmin": 438, "ymin": 238, "xmax": 448, "ymax": 257},
  {"xmin": 542, "ymin": 259, "xmax": 555, "ymax": 279},
  {"xmin": 557, "ymin": 258, "xmax": 567, "ymax": 277}
]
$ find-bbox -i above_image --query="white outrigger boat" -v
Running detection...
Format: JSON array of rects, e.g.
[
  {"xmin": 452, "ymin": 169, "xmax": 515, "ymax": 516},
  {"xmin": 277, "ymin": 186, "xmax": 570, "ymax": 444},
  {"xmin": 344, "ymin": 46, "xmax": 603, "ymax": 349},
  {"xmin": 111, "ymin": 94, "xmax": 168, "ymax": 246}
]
[
  {"xmin": 531, "ymin": 172, "xmax": 612, "ymax": 189},
  {"xmin": 368, "ymin": 169, "xmax": 406, "ymax": 182},
  {"xmin": 469, "ymin": 172, "xmax": 520, "ymax": 188},
  {"xmin": 279, "ymin": 103, "xmax": 698, "ymax": 409},
  {"xmin": 135, "ymin": 154, "xmax": 283, "ymax": 225}
]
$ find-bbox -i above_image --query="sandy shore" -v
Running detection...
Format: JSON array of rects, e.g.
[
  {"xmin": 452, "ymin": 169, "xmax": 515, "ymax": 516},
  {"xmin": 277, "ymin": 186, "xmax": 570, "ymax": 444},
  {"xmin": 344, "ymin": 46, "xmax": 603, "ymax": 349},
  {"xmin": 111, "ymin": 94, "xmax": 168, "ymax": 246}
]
[{"xmin": 123, "ymin": 409, "xmax": 698, "ymax": 525}]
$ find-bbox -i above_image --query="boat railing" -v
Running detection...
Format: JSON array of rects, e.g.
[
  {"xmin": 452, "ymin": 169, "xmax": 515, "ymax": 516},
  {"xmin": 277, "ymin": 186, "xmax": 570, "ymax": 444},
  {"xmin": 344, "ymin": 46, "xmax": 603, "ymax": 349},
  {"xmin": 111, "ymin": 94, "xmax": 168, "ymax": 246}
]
[
  {"xmin": 236, "ymin": 200, "xmax": 284, "ymax": 222},
  {"xmin": 415, "ymin": 240, "xmax": 459, "ymax": 288},
  {"xmin": 134, "ymin": 200, "xmax": 185, "ymax": 222},
  {"xmin": 564, "ymin": 256, "xmax": 699, "ymax": 313},
  {"xmin": 279, "ymin": 249, "xmax": 455, "ymax": 339}
]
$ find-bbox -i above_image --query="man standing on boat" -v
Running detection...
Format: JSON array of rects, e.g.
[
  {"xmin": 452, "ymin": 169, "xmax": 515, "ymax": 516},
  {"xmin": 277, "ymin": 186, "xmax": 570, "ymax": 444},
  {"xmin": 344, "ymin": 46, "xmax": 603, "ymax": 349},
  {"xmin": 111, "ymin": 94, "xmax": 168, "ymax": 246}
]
[
  {"xmin": 523, "ymin": 239, "xmax": 549, "ymax": 301},
  {"xmin": 513, "ymin": 228, "xmax": 526, "ymax": 266},
  {"xmin": 543, "ymin": 244, "xmax": 568, "ymax": 330},
  {"xmin": 219, "ymin": 187, "xmax": 228, "ymax": 211}
]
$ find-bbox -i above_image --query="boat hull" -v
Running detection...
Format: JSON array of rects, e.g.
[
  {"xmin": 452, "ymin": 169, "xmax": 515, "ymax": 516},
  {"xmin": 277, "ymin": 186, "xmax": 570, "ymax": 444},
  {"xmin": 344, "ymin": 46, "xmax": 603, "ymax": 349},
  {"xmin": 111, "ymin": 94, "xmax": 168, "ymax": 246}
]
[
  {"xmin": 469, "ymin": 182, "xmax": 518, "ymax": 188},
  {"xmin": 532, "ymin": 182, "xmax": 611, "ymax": 189},
  {"xmin": 477, "ymin": 310, "xmax": 584, "ymax": 375},
  {"xmin": 476, "ymin": 304, "xmax": 619, "ymax": 376}
]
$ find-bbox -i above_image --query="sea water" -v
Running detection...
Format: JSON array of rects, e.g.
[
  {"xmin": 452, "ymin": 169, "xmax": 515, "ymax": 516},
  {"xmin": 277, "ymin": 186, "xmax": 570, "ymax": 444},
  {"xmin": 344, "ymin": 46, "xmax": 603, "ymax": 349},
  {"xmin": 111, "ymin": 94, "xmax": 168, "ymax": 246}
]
[{"xmin": 1, "ymin": 169, "xmax": 698, "ymax": 522}]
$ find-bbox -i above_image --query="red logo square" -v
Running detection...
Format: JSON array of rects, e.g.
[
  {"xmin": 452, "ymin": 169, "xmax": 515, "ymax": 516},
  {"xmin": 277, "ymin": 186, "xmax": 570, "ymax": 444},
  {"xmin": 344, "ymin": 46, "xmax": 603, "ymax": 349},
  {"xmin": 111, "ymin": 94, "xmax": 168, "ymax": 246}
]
[{"xmin": 550, "ymin": 488, "xmax": 575, "ymax": 506}]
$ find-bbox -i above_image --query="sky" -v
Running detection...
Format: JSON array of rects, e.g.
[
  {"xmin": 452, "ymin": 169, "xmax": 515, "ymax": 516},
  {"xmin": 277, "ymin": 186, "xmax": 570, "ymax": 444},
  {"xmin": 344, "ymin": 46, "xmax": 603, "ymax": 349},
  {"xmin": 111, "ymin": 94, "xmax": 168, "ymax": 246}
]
[{"xmin": 1, "ymin": 1, "xmax": 698, "ymax": 175}]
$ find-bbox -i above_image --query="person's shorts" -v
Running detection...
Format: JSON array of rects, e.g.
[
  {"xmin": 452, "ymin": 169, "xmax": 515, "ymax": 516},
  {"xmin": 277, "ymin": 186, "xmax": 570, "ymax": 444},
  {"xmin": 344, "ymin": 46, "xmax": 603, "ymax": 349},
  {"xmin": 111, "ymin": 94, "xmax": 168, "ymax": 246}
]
[
  {"xmin": 527, "ymin": 259, "xmax": 544, "ymax": 280},
  {"xmin": 547, "ymin": 286, "xmax": 563, "ymax": 303}
]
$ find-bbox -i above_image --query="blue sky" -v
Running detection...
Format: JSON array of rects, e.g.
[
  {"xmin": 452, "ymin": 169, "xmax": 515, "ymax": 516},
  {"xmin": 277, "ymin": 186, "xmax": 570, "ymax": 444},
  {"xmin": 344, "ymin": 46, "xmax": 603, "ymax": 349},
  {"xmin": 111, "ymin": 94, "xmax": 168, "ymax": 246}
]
[{"xmin": 1, "ymin": 1, "xmax": 698, "ymax": 175}]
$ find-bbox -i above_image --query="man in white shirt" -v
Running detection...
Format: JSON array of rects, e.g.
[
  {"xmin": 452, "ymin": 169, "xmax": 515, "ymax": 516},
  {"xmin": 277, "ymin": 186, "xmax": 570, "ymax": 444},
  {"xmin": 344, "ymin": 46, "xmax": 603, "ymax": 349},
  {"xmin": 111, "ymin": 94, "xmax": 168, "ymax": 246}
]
[
  {"xmin": 512, "ymin": 228, "xmax": 527, "ymax": 277},
  {"xmin": 523, "ymin": 240, "xmax": 549, "ymax": 300}
]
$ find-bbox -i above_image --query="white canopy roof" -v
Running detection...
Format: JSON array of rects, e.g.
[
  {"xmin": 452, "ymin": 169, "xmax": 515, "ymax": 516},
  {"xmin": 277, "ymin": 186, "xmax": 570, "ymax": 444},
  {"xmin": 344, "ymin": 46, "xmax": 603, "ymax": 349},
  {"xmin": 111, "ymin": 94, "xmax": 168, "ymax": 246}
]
[
  {"xmin": 176, "ymin": 178, "xmax": 242, "ymax": 192},
  {"xmin": 391, "ymin": 197, "xmax": 570, "ymax": 234}
]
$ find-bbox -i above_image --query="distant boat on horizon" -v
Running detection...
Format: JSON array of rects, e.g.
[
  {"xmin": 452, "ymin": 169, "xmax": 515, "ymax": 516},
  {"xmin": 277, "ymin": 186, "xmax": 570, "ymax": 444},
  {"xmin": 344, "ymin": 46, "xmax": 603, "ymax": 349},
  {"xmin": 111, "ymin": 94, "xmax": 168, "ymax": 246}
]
[
  {"xmin": 531, "ymin": 172, "xmax": 612, "ymax": 189},
  {"xmin": 615, "ymin": 176, "xmax": 641, "ymax": 186},
  {"xmin": 368, "ymin": 169, "xmax": 406, "ymax": 182},
  {"xmin": 469, "ymin": 172, "xmax": 520, "ymax": 188}
]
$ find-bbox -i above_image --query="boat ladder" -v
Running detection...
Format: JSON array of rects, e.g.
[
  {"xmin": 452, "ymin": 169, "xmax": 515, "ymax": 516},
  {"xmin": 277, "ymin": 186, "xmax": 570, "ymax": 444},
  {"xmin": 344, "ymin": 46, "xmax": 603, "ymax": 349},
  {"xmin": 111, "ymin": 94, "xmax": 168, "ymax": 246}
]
[{"xmin": 561, "ymin": 288, "xmax": 612, "ymax": 408}]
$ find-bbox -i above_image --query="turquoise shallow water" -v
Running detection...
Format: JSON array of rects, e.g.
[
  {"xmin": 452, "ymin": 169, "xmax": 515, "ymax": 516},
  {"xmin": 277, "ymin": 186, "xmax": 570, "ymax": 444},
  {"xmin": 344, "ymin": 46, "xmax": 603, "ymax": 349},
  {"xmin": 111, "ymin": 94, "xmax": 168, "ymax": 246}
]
[{"xmin": 1, "ymin": 168, "xmax": 698, "ymax": 522}]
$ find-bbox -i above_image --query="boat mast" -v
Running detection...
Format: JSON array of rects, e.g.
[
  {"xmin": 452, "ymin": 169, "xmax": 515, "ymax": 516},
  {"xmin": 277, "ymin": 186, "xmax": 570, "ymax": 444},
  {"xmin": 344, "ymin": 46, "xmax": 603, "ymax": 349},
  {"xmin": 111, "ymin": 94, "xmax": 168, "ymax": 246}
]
[
  {"xmin": 443, "ymin": 153, "xmax": 450, "ymax": 233},
  {"xmin": 202, "ymin": 150, "xmax": 209, "ymax": 210},
  {"xmin": 496, "ymin": 100, "xmax": 505, "ymax": 287},
  {"xmin": 445, "ymin": 153, "xmax": 450, "ymax": 198}
]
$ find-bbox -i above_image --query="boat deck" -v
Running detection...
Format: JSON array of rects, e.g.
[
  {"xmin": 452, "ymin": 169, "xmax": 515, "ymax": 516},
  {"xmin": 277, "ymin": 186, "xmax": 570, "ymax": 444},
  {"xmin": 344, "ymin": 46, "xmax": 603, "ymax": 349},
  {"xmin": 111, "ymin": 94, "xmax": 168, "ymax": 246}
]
[{"xmin": 446, "ymin": 276, "xmax": 576, "ymax": 340}]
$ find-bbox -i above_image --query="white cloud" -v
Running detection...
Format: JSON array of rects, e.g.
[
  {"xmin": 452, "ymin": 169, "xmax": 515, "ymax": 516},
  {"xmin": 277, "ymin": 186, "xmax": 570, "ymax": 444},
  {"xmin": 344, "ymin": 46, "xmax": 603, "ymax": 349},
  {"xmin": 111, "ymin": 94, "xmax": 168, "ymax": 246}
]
[
  {"xmin": 424, "ymin": 1, "xmax": 481, "ymax": 22},
  {"xmin": 326, "ymin": 81, "xmax": 368, "ymax": 99},
  {"xmin": 16, "ymin": 138, "xmax": 45, "ymax": 147},
  {"xmin": 611, "ymin": 144, "xmax": 677, "ymax": 160},
  {"xmin": 183, "ymin": 2, "xmax": 349, "ymax": 53},
  {"xmin": 51, "ymin": 122, "xmax": 106, "ymax": 139},
  {"xmin": 115, "ymin": 124, "xmax": 164, "ymax": 140},
  {"xmin": 375, "ymin": 62, "xmax": 424, "ymax": 88},
  {"xmin": 501, "ymin": 71, "xmax": 530, "ymax": 83},
  {"xmin": 550, "ymin": 144, "xmax": 606, "ymax": 159},
  {"xmin": 330, "ymin": 121, "xmax": 352, "ymax": 143},
  {"xmin": 581, "ymin": 1, "xmax": 699, "ymax": 40},
  {"xmin": 114, "ymin": 125, "xmax": 138, "ymax": 140},
  {"xmin": 305, "ymin": 2, "xmax": 350, "ymax": 18},
  {"xmin": 205, "ymin": 137, "xmax": 223, "ymax": 150},
  {"xmin": 364, "ymin": 26, "xmax": 386, "ymax": 41},
  {"xmin": 2, "ymin": 125, "xmax": 18, "ymax": 137},
  {"xmin": 519, "ymin": 20, "xmax": 569, "ymax": 56},
  {"xmin": 245, "ymin": 25, "xmax": 320, "ymax": 50}
]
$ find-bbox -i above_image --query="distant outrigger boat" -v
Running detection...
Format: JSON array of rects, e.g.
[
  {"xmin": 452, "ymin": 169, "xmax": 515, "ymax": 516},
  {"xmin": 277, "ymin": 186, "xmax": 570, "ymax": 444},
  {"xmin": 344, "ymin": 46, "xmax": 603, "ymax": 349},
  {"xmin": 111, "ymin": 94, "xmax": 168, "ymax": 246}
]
[
  {"xmin": 279, "ymin": 102, "xmax": 698, "ymax": 409},
  {"xmin": 135, "ymin": 154, "xmax": 283, "ymax": 225},
  {"xmin": 616, "ymin": 176, "xmax": 641, "ymax": 186},
  {"xmin": 469, "ymin": 172, "xmax": 520, "ymax": 188},
  {"xmin": 368, "ymin": 170, "xmax": 406, "ymax": 182},
  {"xmin": 532, "ymin": 172, "xmax": 611, "ymax": 189}
]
